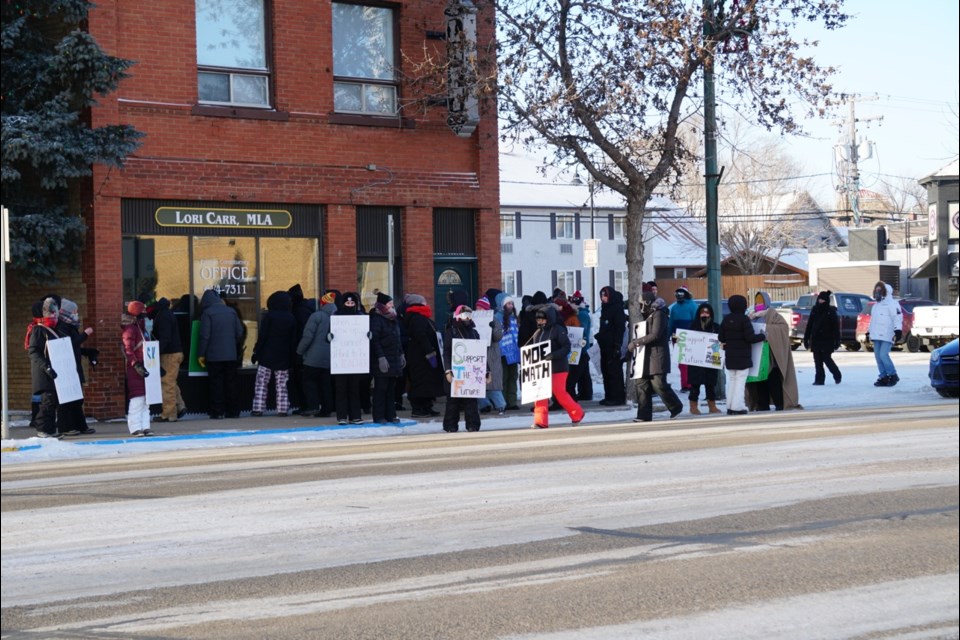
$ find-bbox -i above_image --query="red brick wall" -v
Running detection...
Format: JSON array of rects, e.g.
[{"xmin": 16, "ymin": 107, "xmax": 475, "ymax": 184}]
[{"xmin": 58, "ymin": 0, "xmax": 500, "ymax": 418}]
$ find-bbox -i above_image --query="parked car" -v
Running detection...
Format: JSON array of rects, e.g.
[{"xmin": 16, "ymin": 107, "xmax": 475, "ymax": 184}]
[
  {"xmin": 778, "ymin": 292, "xmax": 873, "ymax": 351},
  {"xmin": 928, "ymin": 338, "xmax": 960, "ymax": 398},
  {"xmin": 855, "ymin": 298, "xmax": 941, "ymax": 352},
  {"xmin": 912, "ymin": 298, "xmax": 959, "ymax": 349}
]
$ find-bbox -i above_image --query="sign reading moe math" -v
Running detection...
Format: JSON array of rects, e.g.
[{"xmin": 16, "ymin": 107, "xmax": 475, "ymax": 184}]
[{"xmin": 156, "ymin": 207, "xmax": 292, "ymax": 230}]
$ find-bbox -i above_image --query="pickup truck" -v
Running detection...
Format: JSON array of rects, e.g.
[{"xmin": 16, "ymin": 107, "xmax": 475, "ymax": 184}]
[
  {"xmin": 777, "ymin": 292, "xmax": 874, "ymax": 351},
  {"xmin": 911, "ymin": 299, "xmax": 959, "ymax": 349}
]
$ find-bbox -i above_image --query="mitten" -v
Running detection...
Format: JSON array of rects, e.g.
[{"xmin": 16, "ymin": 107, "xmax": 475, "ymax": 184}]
[
  {"xmin": 426, "ymin": 352, "xmax": 438, "ymax": 368},
  {"xmin": 84, "ymin": 327, "xmax": 94, "ymax": 336},
  {"xmin": 378, "ymin": 356, "xmax": 389, "ymax": 373},
  {"xmin": 894, "ymin": 329, "xmax": 903, "ymax": 342},
  {"xmin": 489, "ymin": 321, "xmax": 495, "ymax": 327},
  {"xmin": 44, "ymin": 366, "xmax": 57, "ymax": 380},
  {"xmin": 133, "ymin": 363, "xmax": 149, "ymax": 378}
]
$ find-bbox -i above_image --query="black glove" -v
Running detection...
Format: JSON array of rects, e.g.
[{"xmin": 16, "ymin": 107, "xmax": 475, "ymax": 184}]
[
  {"xmin": 894, "ymin": 329, "xmax": 903, "ymax": 342},
  {"xmin": 133, "ymin": 363, "xmax": 149, "ymax": 378},
  {"xmin": 251, "ymin": 352, "xmax": 259, "ymax": 365},
  {"xmin": 366, "ymin": 331, "xmax": 373, "ymax": 340},
  {"xmin": 44, "ymin": 366, "xmax": 57, "ymax": 380},
  {"xmin": 489, "ymin": 321, "xmax": 495, "ymax": 327},
  {"xmin": 160, "ymin": 367, "xmax": 167, "ymax": 377}
]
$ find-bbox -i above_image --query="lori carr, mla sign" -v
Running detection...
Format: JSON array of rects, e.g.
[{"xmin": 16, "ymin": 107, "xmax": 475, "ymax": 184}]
[{"xmin": 155, "ymin": 207, "xmax": 292, "ymax": 230}]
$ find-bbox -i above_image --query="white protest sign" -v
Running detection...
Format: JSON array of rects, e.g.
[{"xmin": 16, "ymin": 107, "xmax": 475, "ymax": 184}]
[
  {"xmin": 449, "ymin": 338, "xmax": 487, "ymax": 398},
  {"xmin": 674, "ymin": 328, "xmax": 724, "ymax": 370},
  {"xmin": 47, "ymin": 336, "xmax": 83, "ymax": 403},
  {"xmin": 473, "ymin": 309, "xmax": 494, "ymax": 346},
  {"xmin": 330, "ymin": 315, "xmax": 370, "ymax": 374},
  {"xmin": 748, "ymin": 321, "xmax": 765, "ymax": 377},
  {"xmin": 520, "ymin": 340, "xmax": 552, "ymax": 403},
  {"xmin": 143, "ymin": 340, "xmax": 163, "ymax": 404},
  {"xmin": 567, "ymin": 326, "xmax": 584, "ymax": 365},
  {"xmin": 630, "ymin": 321, "xmax": 647, "ymax": 379}
]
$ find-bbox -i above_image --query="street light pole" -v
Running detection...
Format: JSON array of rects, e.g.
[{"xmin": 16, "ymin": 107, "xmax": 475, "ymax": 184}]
[{"xmin": 589, "ymin": 180, "xmax": 597, "ymax": 312}]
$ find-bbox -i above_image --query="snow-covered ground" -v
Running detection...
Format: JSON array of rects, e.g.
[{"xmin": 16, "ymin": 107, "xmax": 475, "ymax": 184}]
[{"xmin": 1, "ymin": 350, "xmax": 949, "ymax": 466}]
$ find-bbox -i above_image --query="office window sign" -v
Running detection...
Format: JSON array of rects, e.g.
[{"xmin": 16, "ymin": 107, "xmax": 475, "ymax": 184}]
[
  {"xmin": 196, "ymin": 258, "xmax": 254, "ymax": 298},
  {"xmin": 156, "ymin": 207, "xmax": 291, "ymax": 230}
]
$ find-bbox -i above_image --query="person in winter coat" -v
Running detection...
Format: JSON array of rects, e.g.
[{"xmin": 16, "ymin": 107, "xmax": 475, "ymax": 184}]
[
  {"xmin": 55, "ymin": 299, "xmax": 97, "ymax": 435},
  {"xmin": 529, "ymin": 305, "xmax": 585, "ymax": 429},
  {"xmin": 568, "ymin": 290, "xmax": 593, "ymax": 402},
  {"xmin": 442, "ymin": 305, "xmax": 483, "ymax": 432},
  {"xmin": 717, "ymin": 294, "xmax": 765, "ymax": 415},
  {"xmin": 803, "ymin": 290, "xmax": 842, "ymax": 385},
  {"xmin": 287, "ymin": 283, "xmax": 314, "ymax": 411},
  {"xmin": 369, "ymin": 292, "xmax": 404, "ymax": 424},
  {"xmin": 669, "ymin": 286, "xmax": 698, "ymax": 391},
  {"xmin": 331, "ymin": 291, "xmax": 367, "ymax": 425},
  {"xmin": 197, "ymin": 289, "xmax": 245, "ymax": 419},
  {"xmin": 747, "ymin": 292, "xmax": 802, "ymax": 412},
  {"xmin": 685, "ymin": 302, "xmax": 722, "ymax": 415},
  {"xmin": 495, "ymin": 292, "xmax": 521, "ymax": 410},
  {"xmin": 518, "ymin": 292, "xmax": 546, "ymax": 349},
  {"xmin": 27, "ymin": 298, "xmax": 64, "ymax": 438},
  {"xmin": 867, "ymin": 281, "xmax": 903, "ymax": 387},
  {"xmin": 475, "ymin": 296, "xmax": 507, "ymax": 415},
  {"xmin": 122, "ymin": 300, "xmax": 154, "ymax": 436},
  {"xmin": 251, "ymin": 291, "xmax": 298, "ymax": 417},
  {"xmin": 402, "ymin": 293, "xmax": 444, "ymax": 418},
  {"xmin": 628, "ymin": 291, "xmax": 683, "ymax": 422},
  {"xmin": 150, "ymin": 297, "xmax": 187, "ymax": 422},
  {"xmin": 596, "ymin": 286, "xmax": 627, "ymax": 406},
  {"xmin": 297, "ymin": 291, "xmax": 339, "ymax": 417}
]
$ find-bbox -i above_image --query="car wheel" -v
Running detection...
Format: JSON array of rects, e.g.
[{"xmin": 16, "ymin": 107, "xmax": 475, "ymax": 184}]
[
  {"xmin": 906, "ymin": 333, "xmax": 921, "ymax": 353},
  {"xmin": 936, "ymin": 387, "xmax": 960, "ymax": 399},
  {"xmin": 844, "ymin": 342, "xmax": 861, "ymax": 352}
]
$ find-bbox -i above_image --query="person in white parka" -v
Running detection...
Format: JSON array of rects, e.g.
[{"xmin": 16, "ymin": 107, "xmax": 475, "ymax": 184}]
[{"xmin": 867, "ymin": 281, "xmax": 903, "ymax": 387}]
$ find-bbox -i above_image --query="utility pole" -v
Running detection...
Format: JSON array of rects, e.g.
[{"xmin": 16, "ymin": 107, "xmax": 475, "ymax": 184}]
[
  {"xmin": 703, "ymin": 0, "xmax": 722, "ymax": 322},
  {"xmin": 835, "ymin": 95, "xmax": 882, "ymax": 227}
]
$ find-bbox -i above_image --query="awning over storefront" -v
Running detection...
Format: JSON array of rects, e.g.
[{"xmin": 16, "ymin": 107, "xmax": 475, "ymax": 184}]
[{"xmin": 910, "ymin": 253, "xmax": 939, "ymax": 279}]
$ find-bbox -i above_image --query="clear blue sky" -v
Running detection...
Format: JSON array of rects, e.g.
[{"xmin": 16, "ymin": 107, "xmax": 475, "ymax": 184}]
[{"xmin": 770, "ymin": 0, "xmax": 959, "ymax": 206}]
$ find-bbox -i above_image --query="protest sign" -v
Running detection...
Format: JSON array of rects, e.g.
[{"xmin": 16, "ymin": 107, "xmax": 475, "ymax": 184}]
[
  {"xmin": 520, "ymin": 340, "xmax": 552, "ymax": 403},
  {"xmin": 748, "ymin": 321, "xmax": 765, "ymax": 377},
  {"xmin": 143, "ymin": 340, "xmax": 163, "ymax": 404},
  {"xmin": 567, "ymin": 326, "xmax": 584, "ymax": 365},
  {"xmin": 674, "ymin": 328, "xmax": 724, "ymax": 369},
  {"xmin": 330, "ymin": 315, "xmax": 370, "ymax": 374},
  {"xmin": 630, "ymin": 321, "xmax": 647, "ymax": 379},
  {"xmin": 473, "ymin": 309, "xmax": 494, "ymax": 346},
  {"xmin": 47, "ymin": 336, "xmax": 83, "ymax": 403},
  {"xmin": 449, "ymin": 338, "xmax": 487, "ymax": 398}
]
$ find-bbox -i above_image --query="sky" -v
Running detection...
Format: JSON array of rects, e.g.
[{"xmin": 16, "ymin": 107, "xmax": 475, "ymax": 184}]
[
  {"xmin": 1, "ymin": 349, "xmax": 947, "ymax": 465},
  {"xmin": 756, "ymin": 0, "xmax": 960, "ymax": 206}
]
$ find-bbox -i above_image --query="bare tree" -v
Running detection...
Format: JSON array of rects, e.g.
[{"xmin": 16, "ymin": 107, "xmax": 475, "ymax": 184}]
[
  {"xmin": 877, "ymin": 175, "xmax": 927, "ymax": 221},
  {"xmin": 493, "ymin": 0, "xmax": 847, "ymax": 319}
]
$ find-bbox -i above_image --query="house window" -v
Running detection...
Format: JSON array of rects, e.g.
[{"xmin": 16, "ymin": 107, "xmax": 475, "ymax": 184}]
[
  {"xmin": 555, "ymin": 214, "xmax": 576, "ymax": 239},
  {"xmin": 502, "ymin": 271, "xmax": 518, "ymax": 296},
  {"xmin": 559, "ymin": 244, "xmax": 573, "ymax": 254},
  {"xmin": 332, "ymin": 3, "xmax": 397, "ymax": 115},
  {"xmin": 613, "ymin": 270, "xmax": 628, "ymax": 293},
  {"xmin": 556, "ymin": 270, "xmax": 577, "ymax": 293},
  {"xmin": 501, "ymin": 243, "xmax": 513, "ymax": 253},
  {"xmin": 612, "ymin": 216, "xmax": 625, "ymax": 239},
  {"xmin": 500, "ymin": 215, "xmax": 516, "ymax": 239},
  {"xmin": 674, "ymin": 268, "xmax": 687, "ymax": 279},
  {"xmin": 196, "ymin": 0, "xmax": 270, "ymax": 107}
]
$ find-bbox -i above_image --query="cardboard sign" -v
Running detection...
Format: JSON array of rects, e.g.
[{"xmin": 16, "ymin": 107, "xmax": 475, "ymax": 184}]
[
  {"xmin": 674, "ymin": 328, "xmax": 724, "ymax": 369},
  {"xmin": 567, "ymin": 326, "xmax": 584, "ymax": 365},
  {"xmin": 449, "ymin": 338, "xmax": 487, "ymax": 398},
  {"xmin": 330, "ymin": 315, "xmax": 371, "ymax": 374},
  {"xmin": 143, "ymin": 340, "xmax": 163, "ymax": 404},
  {"xmin": 630, "ymin": 321, "xmax": 647, "ymax": 379},
  {"xmin": 520, "ymin": 340, "xmax": 552, "ymax": 403},
  {"xmin": 47, "ymin": 336, "xmax": 83, "ymax": 404},
  {"xmin": 748, "ymin": 321, "xmax": 765, "ymax": 377},
  {"xmin": 473, "ymin": 309, "xmax": 494, "ymax": 346}
]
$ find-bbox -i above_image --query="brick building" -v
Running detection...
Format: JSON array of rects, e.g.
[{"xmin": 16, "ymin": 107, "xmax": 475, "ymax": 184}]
[{"xmin": 6, "ymin": 0, "xmax": 500, "ymax": 418}]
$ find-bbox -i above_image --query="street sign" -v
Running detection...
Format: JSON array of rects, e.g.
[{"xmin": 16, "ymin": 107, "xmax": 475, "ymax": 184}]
[{"xmin": 583, "ymin": 238, "xmax": 599, "ymax": 268}]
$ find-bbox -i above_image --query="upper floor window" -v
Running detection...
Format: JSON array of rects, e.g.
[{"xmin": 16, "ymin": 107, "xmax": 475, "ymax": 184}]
[
  {"xmin": 500, "ymin": 215, "xmax": 516, "ymax": 239},
  {"xmin": 555, "ymin": 214, "xmax": 576, "ymax": 240},
  {"xmin": 612, "ymin": 216, "xmax": 625, "ymax": 240},
  {"xmin": 196, "ymin": 0, "xmax": 271, "ymax": 108},
  {"xmin": 333, "ymin": 3, "xmax": 397, "ymax": 115}
]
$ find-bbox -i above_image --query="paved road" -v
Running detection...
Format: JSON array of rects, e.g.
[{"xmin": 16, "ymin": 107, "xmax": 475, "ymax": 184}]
[{"xmin": 2, "ymin": 403, "xmax": 957, "ymax": 639}]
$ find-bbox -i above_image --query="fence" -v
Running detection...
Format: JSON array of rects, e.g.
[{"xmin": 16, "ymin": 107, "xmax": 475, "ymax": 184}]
[{"xmin": 655, "ymin": 276, "xmax": 812, "ymax": 303}]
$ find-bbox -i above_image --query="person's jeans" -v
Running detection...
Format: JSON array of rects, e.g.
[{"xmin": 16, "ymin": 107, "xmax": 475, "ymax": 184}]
[
  {"xmin": 478, "ymin": 390, "xmax": 506, "ymax": 411},
  {"xmin": 873, "ymin": 340, "xmax": 897, "ymax": 377}
]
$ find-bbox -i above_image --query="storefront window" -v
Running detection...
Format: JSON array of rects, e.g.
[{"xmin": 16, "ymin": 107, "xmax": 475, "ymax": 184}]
[
  {"xmin": 358, "ymin": 260, "xmax": 389, "ymax": 309},
  {"xmin": 259, "ymin": 237, "xmax": 319, "ymax": 303}
]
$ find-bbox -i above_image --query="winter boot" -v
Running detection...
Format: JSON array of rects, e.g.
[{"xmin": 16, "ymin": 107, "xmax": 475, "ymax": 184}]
[
  {"xmin": 689, "ymin": 399, "xmax": 702, "ymax": 415},
  {"xmin": 707, "ymin": 400, "xmax": 721, "ymax": 414}
]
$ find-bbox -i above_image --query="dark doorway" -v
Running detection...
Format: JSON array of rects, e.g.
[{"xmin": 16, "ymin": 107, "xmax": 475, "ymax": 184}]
[{"xmin": 434, "ymin": 260, "xmax": 476, "ymax": 330}]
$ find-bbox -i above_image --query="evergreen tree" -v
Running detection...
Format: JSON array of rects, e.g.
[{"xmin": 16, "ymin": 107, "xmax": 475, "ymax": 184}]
[{"xmin": 2, "ymin": 0, "xmax": 142, "ymax": 281}]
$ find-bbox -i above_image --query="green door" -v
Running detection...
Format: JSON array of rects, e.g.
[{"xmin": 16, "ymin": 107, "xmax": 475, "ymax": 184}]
[{"xmin": 434, "ymin": 260, "xmax": 477, "ymax": 330}]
